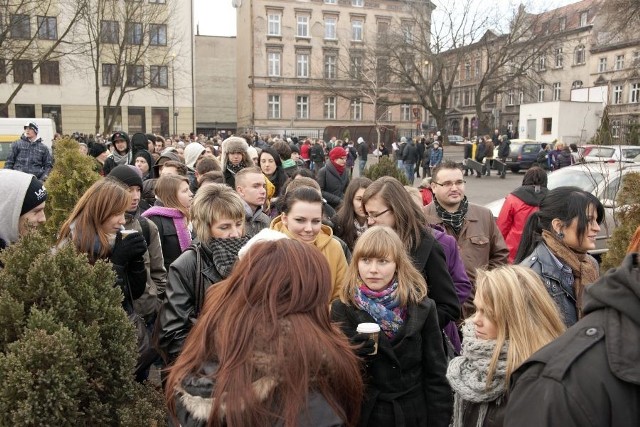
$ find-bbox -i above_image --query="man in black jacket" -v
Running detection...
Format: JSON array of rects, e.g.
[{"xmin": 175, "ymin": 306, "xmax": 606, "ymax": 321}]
[
  {"xmin": 505, "ymin": 253, "xmax": 640, "ymax": 426},
  {"xmin": 401, "ymin": 138, "xmax": 420, "ymax": 185}
]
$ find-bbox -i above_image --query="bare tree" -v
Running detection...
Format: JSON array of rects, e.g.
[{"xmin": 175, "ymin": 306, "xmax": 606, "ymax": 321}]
[
  {"xmin": 77, "ymin": 0, "xmax": 179, "ymax": 134},
  {"xmin": 0, "ymin": 0, "xmax": 86, "ymax": 111}
]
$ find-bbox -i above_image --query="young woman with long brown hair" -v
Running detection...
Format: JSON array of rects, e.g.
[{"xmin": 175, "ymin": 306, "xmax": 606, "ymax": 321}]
[
  {"xmin": 332, "ymin": 177, "xmax": 372, "ymax": 251},
  {"xmin": 166, "ymin": 239, "xmax": 363, "ymax": 426}
]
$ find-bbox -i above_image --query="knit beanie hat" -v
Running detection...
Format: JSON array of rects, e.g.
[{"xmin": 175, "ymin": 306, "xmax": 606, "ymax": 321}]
[
  {"xmin": 108, "ymin": 164, "xmax": 144, "ymax": 189},
  {"xmin": 329, "ymin": 146, "xmax": 347, "ymax": 161},
  {"xmin": 238, "ymin": 228, "xmax": 289, "ymax": 259},
  {"xmin": 184, "ymin": 142, "xmax": 206, "ymax": 169},
  {"xmin": 21, "ymin": 177, "xmax": 48, "ymax": 215},
  {"xmin": 89, "ymin": 142, "xmax": 108, "ymax": 158}
]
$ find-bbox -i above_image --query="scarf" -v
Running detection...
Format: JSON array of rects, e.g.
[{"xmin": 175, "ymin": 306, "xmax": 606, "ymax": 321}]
[
  {"xmin": 447, "ymin": 323, "xmax": 509, "ymax": 427},
  {"xmin": 541, "ymin": 229, "xmax": 599, "ymax": 318},
  {"xmin": 353, "ymin": 219, "xmax": 368, "ymax": 238},
  {"xmin": 354, "ymin": 279, "xmax": 406, "ymax": 340},
  {"xmin": 435, "ymin": 196, "xmax": 469, "ymax": 234},
  {"xmin": 207, "ymin": 236, "xmax": 250, "ymax": 278},
  {"xmin": 142, "ymin": 206, "xmax": 191, "ymax": 252},
  {"xmin": 110, "ymin": 150, "xmax": 128, "ymax": 166},
  {"xmin": 331, "ymin": 159, "xmax": 345, "ymax": 175},
  {"xmin": 226, "ymin": 161, "xmax": 246, "ymax": 175},
  {"xmin": 282, "ymin": 158, "xmax": 296, "ymax": 169}
]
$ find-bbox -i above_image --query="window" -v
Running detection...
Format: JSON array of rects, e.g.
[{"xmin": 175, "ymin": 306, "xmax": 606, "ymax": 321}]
[
  {"xmin": 268, "ymin": 52, "xmax": 281, "ymax": 77},
  {"xmin": 579, "ymin": 11, "xmax": 588, "ymax": 27},
  {"xmin": 519, "ymin": 91, "xmax": 524, "ymax": 104},
  {"xmin": 149, "ymin": 24, "xmax": 167, "ymax": 46},
  {"xmin": 559, "ymin": 17, "xmax": 566, "ymax": 31},
  {"xmin": 634, "ymin": 51, "xmax": 640, "ymax": 66},
  {"xmin": 13, "ymin": 60, "xmax": 33, "ymax": 83},
  {"xmin": 377, "ymin": 21, "xmax": 388, "ymax": 41},
  {"xmin": 40, "ymin": 61, "xmax": 60, "ymax": 85},
  {"xmin": 352, "ymin": 20, "xmax": 363, "ymax": 41},
  {"xmin": 352, "ymin": 0, "xmax": 363, "ymax": 6},
  {"xmin": 126, "ymin": 64, "xmax": 144, "ymax": 87},
  {"xmin": 402, "ymin": 24, "xmax": 412, "ymax": 44},
  {"xmin": 37, "ymin": 16, "xmax": 57, "ymax": 40},
  {"xmin": 297, "ymin": 15, "xmax": 309, "ymax": 38},
  {"xmin": 324, "ymin": 17, "xmax": 337, "ymax": 39},
  {"xmin": 537, "ymin": 55, "xmax": 546, "ymax": 71},
  {"xmin": 325, "ymin": 0, "xmax": 337, "ymax": 3},
  {"xmin": 324, "ymin": 96, "xmax": 336, "ymax": 119},
  {"xmin": 554, "ymin": 48, "xmax": 563, "ymax": 68},
  {"xmin": 149, "ymin": 0, "xmax": 167, "ymax": 3},
  {"xmin": 10, "ymin": 14, "xmax": 30, "ymax": 39},
  {"xmin": 613, "ymin": 85, "xmax": 623, "ymax": 104},
  {"xmin": 464, "ymin": 62, "xmax": 471, "ymax": 80},
  {"xmin": 611, "ymin": 120, "xmax": 621, "ymax": 138},
  {"xmin": 126, "ymin": 22, "xmax": 143, "ymax": 45},
  {"xmin": 101, "ymin": 20, "xmax": 119, "ymax": 44},
  {"xmin": 102, "ymin": 64, "xmax": 118, "ymax": 86},
  {"xmin": 268, "ymin": 95, "xmax": 280, "ymax": 119},
  {"xmin": 631, "ymin": 82, "xmax": 640, "ymax": 103},
  {"xmin": 296, "ymin": 95, "xmax": 309, "ymax": 119},
  {"xmin": 377, "ymin": 57, "xmax": 389, "ymax": 84},
  {"xmin": 615, "ymin": 55, "xmax": 624, "ymax": 70},
  {"xmin": 598, "ymin": 57, "xmax": 607, "ymax": 73},
  {"xmin": 351, "ymin": 99, "xmax": 362, "ymax": 120},
  {"xmin": 15, "ymin": 104, "xmax": 35, "ymax": 118},
  {"xmin": 324, "ymin": 54, "xmax": 337, "ymax": 79},
  {"xmin": 401, "ymin": 104, "xmax": 411, "ymax": 121},
  {"xmin": 475, "ymin": 59, "xmax": 481, "ymax": 78},
  {"xmin": 543, "ymin": 118, "xmax": 552, "ymax": 134},
  {"xmin": 538, "ymin": 84, "xmax": 545, "ymax": 102},
  {"xmin": 42, "ymin": 105, "xmax": 62, "ymax": 133},
  {"xmin": 507, "ymin": 90, "xmax": 514, "ymax": 106},
  {"xmin": 553, "ymin": 82, "xmax": 561, "ymax": 101},
  {"xmin": 350, "ymin": 53, "xmax": 363, "ymax": 79},
  {"xmin": 150, "ymin": 65, "xmax": 168, "ymax": 87},
  {"xmin": 267, "ymin": 13, "xmax": 281, "ymax": 36},
  {"xmin": 103, "ymin": 106, "xmax": 122, "ymax": 130},
  {"xmin": 574, "ymin": 45, "xmax": 585, "ymax": 65},
  {"xmin": 463, "ymin": 90, "xmax": 471, "ymax": 106},
  {"xmin": 128, "ymin": 107, "xmax": 146, "ymax": 133},
  {"xmin": 296, "ymin": 53, "xmax": 309, "ymax": 78},
  {"xmin": 152, "ymin": 107, "xmax": 169, "ymax": 136},
  {"xmin": 0, "ymin": 60, "xmax": 5, "ymax": 83}
]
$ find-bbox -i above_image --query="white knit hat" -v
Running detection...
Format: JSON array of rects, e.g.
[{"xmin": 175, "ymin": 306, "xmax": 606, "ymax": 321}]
[{"xmin": 238, "ymin": 228, "xmax": 289, "ymax": 259}]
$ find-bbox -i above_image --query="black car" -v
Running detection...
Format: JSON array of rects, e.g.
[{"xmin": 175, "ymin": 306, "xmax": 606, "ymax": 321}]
[{"xmin": 500, "ymin": 140, "xmax": 543, "ymax": 173}]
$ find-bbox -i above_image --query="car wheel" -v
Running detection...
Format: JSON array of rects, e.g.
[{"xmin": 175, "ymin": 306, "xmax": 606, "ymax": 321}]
[{"xmin": 510, "ymin": 167, "xmax": 520, "ymax": 173}]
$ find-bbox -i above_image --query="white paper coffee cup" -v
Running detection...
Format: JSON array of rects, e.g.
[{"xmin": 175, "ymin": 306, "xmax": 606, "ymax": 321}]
[
  {"xmin": 357, "ymin": 322, "xmax": 381, "ymax": 355},
  {"xmin": 120, "ymin": 229, "xmax": 138, "ymax": 239}
]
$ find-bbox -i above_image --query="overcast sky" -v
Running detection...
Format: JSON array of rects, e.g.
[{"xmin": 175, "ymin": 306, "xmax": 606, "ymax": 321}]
[{"xmin": 193, "ymin": 0, "xmax": 583, "ymax": 37}]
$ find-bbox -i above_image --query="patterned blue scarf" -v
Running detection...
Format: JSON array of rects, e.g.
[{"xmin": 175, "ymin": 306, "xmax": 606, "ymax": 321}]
[{"xmin": 354, "ymin": 279, "xmax": 407, "ymax": 340}]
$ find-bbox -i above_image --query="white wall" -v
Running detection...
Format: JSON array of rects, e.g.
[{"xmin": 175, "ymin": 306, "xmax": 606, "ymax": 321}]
[{"xmin": 519, "ymin": 101, "xmax": 603, "ymax": 145}]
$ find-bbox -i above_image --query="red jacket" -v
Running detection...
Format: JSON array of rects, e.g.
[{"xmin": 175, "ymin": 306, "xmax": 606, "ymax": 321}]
[
  {"xmin": 300, "ymin": 143, "xmax": 310, "ymax": 160},
  {"xmin": 497, "ymin": 187, "xmax": 547, "ymax": 263}
]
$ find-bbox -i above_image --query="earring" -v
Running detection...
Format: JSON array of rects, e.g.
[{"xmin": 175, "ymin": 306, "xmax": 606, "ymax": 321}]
[{"xmin": 557, "ymin": 231, "xmax": 564, "ymax": 239}]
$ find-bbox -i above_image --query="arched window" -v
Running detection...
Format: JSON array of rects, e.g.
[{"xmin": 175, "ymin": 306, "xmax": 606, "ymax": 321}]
[{"xmin": 574, "ymin": 45, "xmax": 586, "ymax": 65}]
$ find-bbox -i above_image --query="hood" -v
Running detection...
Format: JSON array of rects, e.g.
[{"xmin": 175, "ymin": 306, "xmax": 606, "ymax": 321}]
[
  {"xmin": 130, "ymin": 132, "xmax": 149, "ymax": 154},
  {"xmin": 0, "ymin": 170, "xmax": 36, "ymax": 245},
  {"xmin": 270, "ymin": 215, "xmax": 334, "ymax": 250},
  {"xmin": 184, "ymin": 142, "xmax": 206, "ymax": 169},
  {"xmin": 511, "ymin": 185, "xmax": 547, "ymax": 206},
  {"xmin": 152, "ymin": 150, "xmax": 182, "ymax": 175},
  {"xmin": 583, "ymin": 253, "xmax": 640, "ymax": 324}
]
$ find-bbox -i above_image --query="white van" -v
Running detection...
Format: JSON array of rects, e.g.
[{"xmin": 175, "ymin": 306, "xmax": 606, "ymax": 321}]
[{"xmin": 0, "ymin": 118, "xmax": 55, "ymax": 167}]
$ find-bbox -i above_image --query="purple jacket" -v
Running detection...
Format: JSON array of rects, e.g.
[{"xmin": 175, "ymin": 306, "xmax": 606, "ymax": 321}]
[{"xmin": 431, "ymin": 224, "xmax": 472, "ymax": 353}]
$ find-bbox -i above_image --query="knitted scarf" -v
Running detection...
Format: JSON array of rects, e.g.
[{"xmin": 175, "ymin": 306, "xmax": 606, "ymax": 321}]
[
  {"xmin": 353, "ymin": 219, "xmax": 368, "ymax": 238},
  {"xmin": 207, "ymin": 236, "xmax": 250, "ymax": 278},
  {"xmin": 354, "ymin": 279, "xmax": 406, "ymax": 340},
  {"xmin": 435, "ymin": 196, "xmax": 469, "ymax": 234},
  {"xmin": 447, "ymin": 322, "xmax": 509, "ymax": 427},
  {"xmin": 142, "ymin": 206, "xmax": 191, "ymax": 252},
  {"xmin": 226, "ymin": 161, "xmax": 246, "ymax": 175},
  {"xmin": 331, "ymin": 159, "xmax": 346, "ymax": 175},
  {"xmin": 541, "ymin": 229, "xmax": 599, "ymax": 319}
]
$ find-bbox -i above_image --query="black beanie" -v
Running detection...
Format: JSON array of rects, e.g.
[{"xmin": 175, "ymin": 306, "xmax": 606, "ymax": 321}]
[
  {"xmin": 89, "ymin": 142, "xmax": 108, "ymax": 158},
  {"xmin": 108, "ymin": 165, "xmax": 144, "ymax": 189},
  {"xmin": 21, "ymin": 177, "xmax": 48, "ymax": 215}
]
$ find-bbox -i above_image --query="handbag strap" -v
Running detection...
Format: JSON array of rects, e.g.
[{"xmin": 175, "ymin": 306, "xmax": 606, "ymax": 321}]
[{"xmin": 193, "ymin": 244, "xmax": 204, "ymax": 318}]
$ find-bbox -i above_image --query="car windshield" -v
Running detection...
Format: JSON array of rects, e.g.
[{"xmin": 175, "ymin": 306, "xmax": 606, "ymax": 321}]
[
  {"xmin": 547, "ymin": 168, "xmax": 604, "ymax": 192},
  {"xmin": 585, "ymin": 147, "xmax": 615, "ymax": 158},
  {"xmin": 622, "ymin": 148, "xmax": 640, "ymax": 159}
]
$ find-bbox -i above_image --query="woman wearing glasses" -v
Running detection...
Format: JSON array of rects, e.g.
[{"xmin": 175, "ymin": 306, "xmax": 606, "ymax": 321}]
[{"xmin": 361, "ymin": 176, "xmax": 460, "ymax": 329}]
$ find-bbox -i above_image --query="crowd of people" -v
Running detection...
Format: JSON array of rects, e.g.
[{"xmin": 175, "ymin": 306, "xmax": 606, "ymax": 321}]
[{"xmin": 1, "ymin": 126, "xmax": 639, "ymax": 426}]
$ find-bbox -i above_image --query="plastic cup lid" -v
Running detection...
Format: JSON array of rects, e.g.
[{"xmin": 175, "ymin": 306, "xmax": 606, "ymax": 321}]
[{"xmin": 356, "ymin": 323, "xmax": 381, "ymax": 333}]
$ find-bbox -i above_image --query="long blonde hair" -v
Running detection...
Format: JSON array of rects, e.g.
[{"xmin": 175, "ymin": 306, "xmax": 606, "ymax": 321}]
[
  {"xmin": 474, "ymin": 265, "xmax": 566, "ymax": 387},
  {"xmin": 57, "ymin": 178, "xmax": 130, "ymax": 262},
  {"xmin": 341, "ymin": 226, "xmax": 427, "ymax": 307}
]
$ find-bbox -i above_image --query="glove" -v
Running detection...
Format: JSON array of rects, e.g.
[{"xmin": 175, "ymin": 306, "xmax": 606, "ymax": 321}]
[
  {"xmin": 351, "ymin": 333, "xmax": 376, "ymax": 357},
  {"xmin": 110, "ymin": 231, "xmax": 147, "ymax": 266}
]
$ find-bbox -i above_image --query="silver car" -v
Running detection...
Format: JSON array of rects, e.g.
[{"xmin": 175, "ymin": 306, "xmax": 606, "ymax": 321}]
[{"xmin": 485, "ymin": 162, "xmax": 640, "ymax": 255}]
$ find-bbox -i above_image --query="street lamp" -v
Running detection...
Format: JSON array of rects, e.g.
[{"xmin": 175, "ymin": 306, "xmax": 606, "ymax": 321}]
[{"xmin": 172, "ymin": 53, "xmax": 177, "ymax": 136}]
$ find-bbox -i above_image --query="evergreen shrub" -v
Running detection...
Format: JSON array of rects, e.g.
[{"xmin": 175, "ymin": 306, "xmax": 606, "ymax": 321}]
[{"xmin": 364, "ymin": 156, "xmax": 410, "ymax": 185}]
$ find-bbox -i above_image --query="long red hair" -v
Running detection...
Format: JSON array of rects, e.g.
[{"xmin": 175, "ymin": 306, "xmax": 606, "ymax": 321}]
[
  {"xmin": 627, "ymin": 226, "xmax": 640, "ymax": 254},
  {"xmin": 165, "ymin": 239, "xmax": 363, "ymax": 426}
]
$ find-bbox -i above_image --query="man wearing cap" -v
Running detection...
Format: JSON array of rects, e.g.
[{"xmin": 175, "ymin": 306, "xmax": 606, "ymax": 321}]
[
  {"xmin": 103, "ymin": 131, "xmax": 131, "ymax": 175},
  {"xmin": 0, "ymin": 170, "xmax": 47, "ymax": 256},
  {"xmin": 4, "ymin": 122, "xmax": 54, "ymax": 181},
  {"xmin": 89, "ymin": 142, "xmax": 109, "ymax": 176},
  {"xmin": 108, "ymin": 165, "xmax": 166, "ymax": 381}
]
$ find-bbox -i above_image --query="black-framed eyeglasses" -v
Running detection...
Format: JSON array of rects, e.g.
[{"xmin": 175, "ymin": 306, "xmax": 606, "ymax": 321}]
[
  {"xmin": 366, "ymin": 208, "xmax": 390, "ymax": 219},
  {"xmin": 432, "ymin": 180, "xmax": 466, "ymax": 189}
]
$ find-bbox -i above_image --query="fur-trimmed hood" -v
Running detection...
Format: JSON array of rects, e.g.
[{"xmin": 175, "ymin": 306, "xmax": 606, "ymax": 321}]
[{"xmin": 220, "ymin": 136, "xmax": 254, "ymax": 169}]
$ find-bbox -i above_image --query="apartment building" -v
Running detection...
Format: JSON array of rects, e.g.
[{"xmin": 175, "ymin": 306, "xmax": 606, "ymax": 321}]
[
  {"xmin": 0, "ymin": 0, "xmax": 194, "ymax": 136},
  {"xmin": 233, "ymin": 0, "xmax": 433, "ymax": 136}
]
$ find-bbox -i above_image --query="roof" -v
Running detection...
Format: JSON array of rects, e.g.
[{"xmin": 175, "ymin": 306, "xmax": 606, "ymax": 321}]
[{"xmin": 531, "ymin": 0, "xmax": 603, "ymax": 34}]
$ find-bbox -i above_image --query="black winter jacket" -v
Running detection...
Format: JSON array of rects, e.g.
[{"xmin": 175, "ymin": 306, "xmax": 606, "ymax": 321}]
[
  {"xmin": 402, "ymin": 143, "xmax": 420, "ymax": 164},
  {"xmin": 331, "ymin": 298, "xmax": 452, "ymax": 427},
  {"xmin": 145, "ymin": 213, "xmax": 184, "ymax": 272},
  {"xmin": 505, "ymin": 253, "xmax": 640, "ymax": 427},
  {"xmin": 318, "ymin": 162, "xmax": 349, "ymax": 204}
]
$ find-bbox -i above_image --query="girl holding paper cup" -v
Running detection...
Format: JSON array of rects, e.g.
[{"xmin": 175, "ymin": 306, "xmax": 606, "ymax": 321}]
[{"xmin": 331, "ymin": 226, "xmax": 452, "ymax": 427}]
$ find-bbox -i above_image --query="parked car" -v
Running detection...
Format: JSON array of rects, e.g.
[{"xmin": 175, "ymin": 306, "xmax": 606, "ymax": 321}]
[
  {"xmin": 485, "ymin": 162, "xmax": 640, "ymax": 256},
  {"xmin": 581, "ymin": 144, "xmax": 640, "ymax": 163},
  {"xmin": 446, "ymin": 135, "xmax": 464, "ymax": 145},
  {"xmin": 492, "ymin": 139, "xmax": 543, "ymax": 173}
]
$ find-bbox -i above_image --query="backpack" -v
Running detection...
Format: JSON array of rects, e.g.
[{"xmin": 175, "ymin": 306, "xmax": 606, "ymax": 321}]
[{"xmin": 536, "ymin": 151, "xmax": 549, "ymax": 170}]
